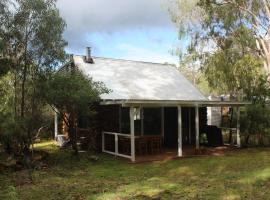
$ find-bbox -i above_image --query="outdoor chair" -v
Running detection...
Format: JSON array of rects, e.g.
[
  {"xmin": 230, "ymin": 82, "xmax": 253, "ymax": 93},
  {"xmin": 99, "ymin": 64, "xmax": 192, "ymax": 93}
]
[
  {"xmin": 119, "ymin": 137, "xmax": 130, "ymax": 155},
  {"xmin": 136, "ymin": 138, "xmax": 148, "ymax": 155},
  {"xmin": 149, "ymin": 136, "xmax": 162, "ymax": 154}
]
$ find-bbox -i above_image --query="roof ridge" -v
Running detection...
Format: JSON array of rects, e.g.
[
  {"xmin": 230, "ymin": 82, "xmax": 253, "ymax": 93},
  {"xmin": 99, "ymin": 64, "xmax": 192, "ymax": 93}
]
[{"xmin": 73, "ymin": 55, "xmax": 176, "ymax": 67}]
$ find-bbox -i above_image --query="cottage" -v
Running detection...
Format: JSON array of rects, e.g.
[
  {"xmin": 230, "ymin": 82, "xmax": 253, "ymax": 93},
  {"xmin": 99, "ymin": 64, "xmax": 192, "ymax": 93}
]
[{"xmin": 55, "ymin": 48, "xmax": 247, "ymax": 162}]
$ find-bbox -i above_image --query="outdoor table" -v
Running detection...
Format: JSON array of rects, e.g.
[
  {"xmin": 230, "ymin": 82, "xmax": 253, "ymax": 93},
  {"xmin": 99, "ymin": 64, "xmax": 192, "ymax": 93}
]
[{"xmin": 135, "ymin": 135, "xmax": 163, "ymax": 155}]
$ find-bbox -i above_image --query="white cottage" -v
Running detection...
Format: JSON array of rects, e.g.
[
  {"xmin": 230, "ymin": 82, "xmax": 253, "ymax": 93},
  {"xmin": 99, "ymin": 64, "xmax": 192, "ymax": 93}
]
[{"xmin": 55, "ymin": 48, "xmax": 247, "ymax": 162}]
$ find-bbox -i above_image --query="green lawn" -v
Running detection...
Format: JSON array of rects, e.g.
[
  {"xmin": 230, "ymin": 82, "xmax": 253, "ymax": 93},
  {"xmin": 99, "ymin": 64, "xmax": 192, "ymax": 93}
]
[{"xmin": 1, "ymin": 141, "xmax": 270, "ymax": 200}]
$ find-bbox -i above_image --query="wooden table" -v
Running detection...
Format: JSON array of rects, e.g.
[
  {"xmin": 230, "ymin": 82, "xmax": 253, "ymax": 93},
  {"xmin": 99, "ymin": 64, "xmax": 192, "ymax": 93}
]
[
  {"xmin": 118, "ymin": 135, "xmax": 163, "ymax": 155},
  {"xmin": 135, "ymin": 135, "xmax": 163, "ymax": 155}
]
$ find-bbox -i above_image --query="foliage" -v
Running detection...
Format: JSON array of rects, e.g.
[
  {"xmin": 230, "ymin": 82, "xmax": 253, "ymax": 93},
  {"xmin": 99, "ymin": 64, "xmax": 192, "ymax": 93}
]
[
  {"xmin": 195, "ymin": 0, "xmax": 270, "ymax": 140},
  {"xmin": 2, "ymin": 186, "xmax": 19, "ymax": 200},
  {"xmin": 170, "ymin": 0, "xmax": 270, "ymax": 97},
  {"xmin": 198, "ymin": 0, "xmax": 270, "ymax": 75},
  {"xmin": 204, "ymin": 53, "xmax": 268, "ymax": 99},
  {"xmin": 41, "ymin": 70, "xmax": 109, "ymax": 154},
  {"xmin": 196, "ymin": 1, "xmax": 269, "ymax": 96},
  {"xmin": 240, "ymin": 104, "xmax": 270, "ymax": 146},
  {"xmin": 0, "ymin": 0, "xmax": 66, "ymax": 157},
  {"xmin": 178, "ymin": 50, "xmax": 218, "ymax": 95},
  {"xmin": 168, "ymin": 0, "xmax": 205, "ymax": 60},
  {"xmin": 170, "ymin": 0, "xmax": 270, "ymax": 140},
  {"xmin": 179, "ymin": 64, "xmax": 213, "ymax": 95}
]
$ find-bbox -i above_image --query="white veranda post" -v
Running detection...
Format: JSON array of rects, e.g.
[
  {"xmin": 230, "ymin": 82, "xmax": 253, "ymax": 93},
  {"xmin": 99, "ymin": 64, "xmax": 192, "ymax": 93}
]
[
  {"xmin": 195, "ymin": 105, "xmax": 200, "ymax": 149},
  {"xmin": 54, "ymin": 109, "xmax": 58, "ymax": 139},
  {"xmin": 130, "ymin": 106, "xmax": 135, "ymax": 162},
  {"xmin": 141, "ymin": 107, "xmax": 144, "ymax": 136},
  {"xmin": 236, "ymin": 107, "xmax": 241, "ymax": 148},
  {"xmin": 178, "ymin": 106, "xmax": 183, "ymax": 157}
]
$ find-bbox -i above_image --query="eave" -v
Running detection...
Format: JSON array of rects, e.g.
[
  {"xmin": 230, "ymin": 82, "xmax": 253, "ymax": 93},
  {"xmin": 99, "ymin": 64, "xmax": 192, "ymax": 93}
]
[{"xmin": 100, "ymin": 99, "xmax": 251, "ymax": 107}]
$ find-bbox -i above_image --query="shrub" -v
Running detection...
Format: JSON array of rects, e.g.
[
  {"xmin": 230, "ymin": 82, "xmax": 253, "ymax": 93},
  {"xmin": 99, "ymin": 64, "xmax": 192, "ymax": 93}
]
[{"xmin": 240, "ymin": 104, "xmax": 270, "ymax": 146}]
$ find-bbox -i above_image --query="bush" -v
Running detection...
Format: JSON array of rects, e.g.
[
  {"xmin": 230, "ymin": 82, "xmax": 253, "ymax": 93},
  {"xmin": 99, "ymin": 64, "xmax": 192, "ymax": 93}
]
[{"xmin": 240, "ymin": 104, "xmax": 270, "ymax": 146}]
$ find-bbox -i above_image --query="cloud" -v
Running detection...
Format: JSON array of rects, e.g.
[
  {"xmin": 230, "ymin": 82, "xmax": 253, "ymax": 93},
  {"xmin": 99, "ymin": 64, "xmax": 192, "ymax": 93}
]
[
  {"xmin": 56, "ymin": 0, "xmax": 174, "ymax": 52},
  {"xmin": 57, "ymin": 0, "xmax": 171, "ymax": 31}
]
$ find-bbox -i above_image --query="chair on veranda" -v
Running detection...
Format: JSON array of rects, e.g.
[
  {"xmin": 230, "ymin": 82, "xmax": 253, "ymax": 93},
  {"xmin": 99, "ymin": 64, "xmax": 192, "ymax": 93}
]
[
  {"xmin": 149, "ymin": 136, "xmax": 162, "ymax": 154},
  {"xmin": 136, "ymin": 137, "xmax": 148, "ymax": 155},
  {"xmin": 119, "ymin": 137, "xmax": 130, "ymax": 155}
]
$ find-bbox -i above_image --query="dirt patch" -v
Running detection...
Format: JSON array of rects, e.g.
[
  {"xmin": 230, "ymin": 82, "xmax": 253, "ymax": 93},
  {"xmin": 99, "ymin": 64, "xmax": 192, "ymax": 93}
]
[
  {"xmin": 13, "ymin": 170, "xmax": 33, "ymax": 186},
  {"xmin": 194, "ymin": 146, "xmax": 235, "ymax": 156},
  {"xmin": 132, "ymin": 146, "xmax": 236, "ymax": 163}
]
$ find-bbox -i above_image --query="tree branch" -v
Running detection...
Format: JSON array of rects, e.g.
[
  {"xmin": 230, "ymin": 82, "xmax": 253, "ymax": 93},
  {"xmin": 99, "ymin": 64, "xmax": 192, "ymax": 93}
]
[
  {"xmin": 262, "ymin": 0, "xmax": 270, "ymax": 20},
  {"xmin": 216, "ymin": 0, "xmax": 269, "ymax": 32}
]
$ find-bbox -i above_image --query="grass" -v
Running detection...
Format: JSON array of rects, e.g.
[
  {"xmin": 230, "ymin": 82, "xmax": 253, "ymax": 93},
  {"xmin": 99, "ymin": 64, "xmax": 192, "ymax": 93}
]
[{"xmin": 1, "ymin": 141, "xmax": 270, "ymax": 200}]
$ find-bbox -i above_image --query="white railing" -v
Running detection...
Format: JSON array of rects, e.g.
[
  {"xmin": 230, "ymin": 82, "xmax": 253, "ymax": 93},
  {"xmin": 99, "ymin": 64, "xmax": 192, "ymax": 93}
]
[{"xmin": 102, "ymin": 132, "xmax": 132, "ymax": 160}]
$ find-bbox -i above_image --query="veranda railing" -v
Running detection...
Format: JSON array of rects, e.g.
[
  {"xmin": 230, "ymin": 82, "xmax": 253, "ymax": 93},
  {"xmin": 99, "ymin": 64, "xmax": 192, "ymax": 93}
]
[{"xmin": 102, "ymin": 132, "xmax": 132, "ymax": 159}]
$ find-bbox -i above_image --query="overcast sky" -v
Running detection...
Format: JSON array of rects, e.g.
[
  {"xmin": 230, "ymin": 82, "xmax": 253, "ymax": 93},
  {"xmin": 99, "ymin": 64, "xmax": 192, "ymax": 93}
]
[{"xmin": 57, "ymin": 0, "xmax": 179, "ymax": 64}]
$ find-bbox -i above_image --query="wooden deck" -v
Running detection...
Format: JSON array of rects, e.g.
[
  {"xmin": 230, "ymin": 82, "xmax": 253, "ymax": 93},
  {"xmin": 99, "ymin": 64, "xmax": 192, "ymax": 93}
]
[{"xmin": 130, "ymin": 145, "xmax": 235, "ymax": 163}]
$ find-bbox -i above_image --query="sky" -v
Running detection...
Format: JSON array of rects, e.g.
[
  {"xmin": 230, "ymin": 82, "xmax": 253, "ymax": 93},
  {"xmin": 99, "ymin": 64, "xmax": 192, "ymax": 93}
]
[{"xmin": 56, "ymin": 0, "xmax": 179, "ymax": 65}]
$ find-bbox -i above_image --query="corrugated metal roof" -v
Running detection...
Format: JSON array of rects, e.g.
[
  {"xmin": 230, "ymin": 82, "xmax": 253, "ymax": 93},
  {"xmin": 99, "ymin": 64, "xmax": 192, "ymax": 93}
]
[{"xmin": 74, "ymin": 55, "xmax": 207, "ymax": 101}]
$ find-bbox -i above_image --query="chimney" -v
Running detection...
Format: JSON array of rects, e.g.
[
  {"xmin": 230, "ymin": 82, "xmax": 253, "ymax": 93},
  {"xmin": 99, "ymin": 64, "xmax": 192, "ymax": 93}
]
[{"xmin": 85, "ymin": 47, "xmax": 94, "ymax": 63}]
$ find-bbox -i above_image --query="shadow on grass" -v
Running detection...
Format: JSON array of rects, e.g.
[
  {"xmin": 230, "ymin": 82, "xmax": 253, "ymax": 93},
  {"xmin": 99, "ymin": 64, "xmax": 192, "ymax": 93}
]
[{"xmin": 2, "ymin": 141, "xmax": 270, "ymax": 200}]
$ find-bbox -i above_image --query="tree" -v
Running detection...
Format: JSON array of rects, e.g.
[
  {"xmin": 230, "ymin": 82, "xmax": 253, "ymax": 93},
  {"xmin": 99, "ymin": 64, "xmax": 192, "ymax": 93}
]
[
  {"xmin": 42, "ymin": 69, "xmax": 109, "ymax": 155},
  {"xmin": 168, "ymin": 0, "xmax": 205, "ymax": 67},
  {"xmin": 169, "ymin": 0, "xmax": 270, "ymax": 99},
  {"xmin": 203, "ymin": 48, "xmax": 268, "ymax": 100},
  {"xmin": 198, "ymin": 0, "xmax": 270, "ymax": 77},
  {"xmin": 170, "ymin": 0, "xmax": 270, "ymax": 145},
  {"xmin": 178, "ymin": 51, "xmax": 215, "ymax": 95},
  {"xmin": 241, "ymin": 103, "xmax": 270, "ymax": 146},
  {"xmin": 0, "ymin": 0, "xmax": 66, "ymax": 157}
]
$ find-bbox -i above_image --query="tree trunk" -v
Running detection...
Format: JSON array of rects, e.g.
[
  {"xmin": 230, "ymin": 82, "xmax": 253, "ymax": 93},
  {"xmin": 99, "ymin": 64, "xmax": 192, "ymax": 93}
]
[
  {"xmin": 14, "ymin": 72, "xmax": 17, "ymax": 117},
  {"xmin": 259, "ymin": 133, "xmax": 264, "ymax": 146},
  {"xmin": 68, "ymin": 111, "xmax": 78, "ymax": 155},
  {"xmin": 245, "ymin": 134, "xmax": 250, "ymax": 147},
  {"xmin": 22, "ymin": 145, "xmax": 33, "ymax": 182},
  {"xmin": 21, "ymin": 64, "xmax": 27, "ymax": 117},
  {"xmin": 70, "ymin": 127, "xmax": 78, "ymax": 155},
  {"xmin": 21, "ymin": 25, "xmax": 29, "ymax": 118}
]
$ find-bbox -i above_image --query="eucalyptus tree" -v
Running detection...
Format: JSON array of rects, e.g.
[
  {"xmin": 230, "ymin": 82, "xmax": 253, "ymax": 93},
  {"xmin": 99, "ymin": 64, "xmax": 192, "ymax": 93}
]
[
  {"xmin": 0, "ymin": 0, "xmax": 13, "ymax": 77},
  {"xmin": 0, "ymin": 0, "xmax": 66, "ymax": 156},
  {"xmin": 169, "ymin": 0, "xmax": 270, "ymax": 99},
  {"xmin": 168, "ymin": 0, "xmax": 216, "ymax": 94},
  {"xmin": 170, "ymin": 0, "xmax": 270, "ymax": 145},
  {"xmin": 198, "ymin": 0, "xmax": 270, "ymax": 78}
]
